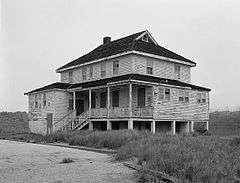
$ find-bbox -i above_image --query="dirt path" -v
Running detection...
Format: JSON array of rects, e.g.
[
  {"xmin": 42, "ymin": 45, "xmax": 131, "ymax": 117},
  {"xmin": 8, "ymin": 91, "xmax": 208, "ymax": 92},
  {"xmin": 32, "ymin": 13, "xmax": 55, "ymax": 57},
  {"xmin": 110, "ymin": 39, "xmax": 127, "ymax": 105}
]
[{"xmin": 0, "ymin": 140, "xmax": 136, "ymax": 183}]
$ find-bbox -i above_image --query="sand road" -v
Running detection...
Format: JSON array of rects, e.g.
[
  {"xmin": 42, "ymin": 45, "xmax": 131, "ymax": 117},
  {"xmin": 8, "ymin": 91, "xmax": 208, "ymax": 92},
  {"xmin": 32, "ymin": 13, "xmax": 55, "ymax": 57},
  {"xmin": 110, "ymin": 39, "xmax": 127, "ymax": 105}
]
[{"xmin": 0, "ymin": 140, "xmax": 135, "ymax": 183}]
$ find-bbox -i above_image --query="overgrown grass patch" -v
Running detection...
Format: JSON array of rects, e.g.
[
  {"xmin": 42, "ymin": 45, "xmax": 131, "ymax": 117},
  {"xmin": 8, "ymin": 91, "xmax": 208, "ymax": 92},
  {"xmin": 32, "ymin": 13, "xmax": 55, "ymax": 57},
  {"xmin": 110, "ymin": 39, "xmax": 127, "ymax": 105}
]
[{"xmin": 60, "ymin": 158, "xmax": 74, "ymax": 164}]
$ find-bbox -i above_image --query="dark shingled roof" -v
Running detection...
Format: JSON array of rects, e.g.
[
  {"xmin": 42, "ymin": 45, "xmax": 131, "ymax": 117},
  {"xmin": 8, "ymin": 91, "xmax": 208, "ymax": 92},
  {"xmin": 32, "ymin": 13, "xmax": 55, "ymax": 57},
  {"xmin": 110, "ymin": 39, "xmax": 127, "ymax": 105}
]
[
  {"xmin": 57, "ymin": 31, "xmax": 196, "ymax": 71},
  {"xmin": 25, "ymin": 74, "xmax": 210, "ymax": 95},
  {"xmin": 24, "ymin": 82, "xmax": 71, "ymax": 95}
]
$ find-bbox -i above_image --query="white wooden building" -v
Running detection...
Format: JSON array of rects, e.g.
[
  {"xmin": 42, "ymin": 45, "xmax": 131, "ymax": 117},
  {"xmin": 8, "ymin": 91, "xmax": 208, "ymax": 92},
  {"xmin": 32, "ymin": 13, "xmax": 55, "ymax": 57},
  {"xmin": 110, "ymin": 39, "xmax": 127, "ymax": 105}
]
[{"xmin": 25, "ymin": 30, "xmax": 211, "ymax": 135}]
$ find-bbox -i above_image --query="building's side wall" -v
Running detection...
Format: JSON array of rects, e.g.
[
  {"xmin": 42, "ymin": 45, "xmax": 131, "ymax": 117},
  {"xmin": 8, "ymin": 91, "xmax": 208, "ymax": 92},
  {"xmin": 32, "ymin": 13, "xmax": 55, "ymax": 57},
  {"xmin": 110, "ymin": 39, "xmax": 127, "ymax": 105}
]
[
  {"xmin": 153, "ymin": 85, "xmax": 209, "ymax": 121},
  {"xmin": 132, "ymin": 55, "xmax": 191, "ymax": 83},
  {"xmin": 28, "ymin": 90, "xmax": 69, "ymax": 135},
  {"xmin": 60, "ymin": 55, "xmax": 134, "ymax": 83}
]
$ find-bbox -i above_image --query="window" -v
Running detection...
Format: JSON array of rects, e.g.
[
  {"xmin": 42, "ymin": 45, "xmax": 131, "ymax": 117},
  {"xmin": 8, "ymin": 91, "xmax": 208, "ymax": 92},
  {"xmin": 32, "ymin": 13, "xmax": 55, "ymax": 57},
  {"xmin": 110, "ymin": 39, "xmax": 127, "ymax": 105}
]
[
  {"xmin": 35, "ymin": 94, "xmax": 38, "ymax": 108},
  {"xmin": 112, "ymin": 90, "xmax": 119, "ymax": 107},
  {"xmin": 165, "ymin": 88, "xmax": 170, "ymax": 101},
  {"xmin": 142, "ymin": 34, "xmax": 149, "ymax": 42},
  {"xmin": 100, "ymin": 92, "xmax": 107, "ymax": 108},
  {"xmin": 101, "ymin": 62, "xmax": 106, "ymax": 78},
  {"xmin": 69, "ymin": 71, "xmax": 73, "ymax": 83},
  {"xmin": 43, "ymin": 93, "xmax": 46, "ymax": 107},
  {"xmin": 82, "ymin": 67, "xmax": 87, "ymax": 81},
  {"xmin": 146, "ymin": 60, "xmax": 153, "ymax": 74},
  {"xmin": 159, "ymin": 87, "xmax": 170, "ymax": 101},
  {"xmin": 197, "ymin": 93, "xmax": 207, "ymax": 103},
  {"xmin": 137, "ymin": 88, "xmax": 145, "ymax": 107},
  {"xmin": 91, "ymin": 92, "xmax": 96, "ymax": 108},
  {"xmin": 179, "ymin": 90, "xmax": 190, "ymax": 103},
  {"xmin": 178, "ymin": 90, "xmax": 184, "ymax": 102},
  {"xmin": 184, "ymin": 91, "xmax": 189, "ymax": 103},
  {"xmin": 174, "ymin": 64, "xmax": 181, "ymax": 80},
  {"xmin": 68, "ymin": 93, "xmax": 73, "ymax": 110},
  {"xmin": 89, "ymin": 65, "xmax": 93, "ymax": 79},
  {"xmin": 113, "ymin": 60, "xmax": 119, "ymax": 75}
]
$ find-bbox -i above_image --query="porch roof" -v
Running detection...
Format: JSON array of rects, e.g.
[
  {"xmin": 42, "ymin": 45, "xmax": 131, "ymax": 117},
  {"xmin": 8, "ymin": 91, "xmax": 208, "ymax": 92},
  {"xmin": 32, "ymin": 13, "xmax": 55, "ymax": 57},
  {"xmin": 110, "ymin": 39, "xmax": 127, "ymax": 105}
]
[{"xmin": 68, "ymin": 74, "xmax": 211, "ymax": 91}]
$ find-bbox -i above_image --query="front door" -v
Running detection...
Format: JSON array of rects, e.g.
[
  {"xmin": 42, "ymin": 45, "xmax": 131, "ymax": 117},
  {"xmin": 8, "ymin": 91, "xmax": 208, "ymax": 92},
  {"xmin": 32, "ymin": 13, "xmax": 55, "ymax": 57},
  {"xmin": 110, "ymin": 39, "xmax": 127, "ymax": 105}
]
[
  {"xmin": 46, "ymin": 113, "xmax": 53, "ymax": 134},
  {"xmin": 76, "ymin": 99, "xmax": 84, "ymax": 116}
]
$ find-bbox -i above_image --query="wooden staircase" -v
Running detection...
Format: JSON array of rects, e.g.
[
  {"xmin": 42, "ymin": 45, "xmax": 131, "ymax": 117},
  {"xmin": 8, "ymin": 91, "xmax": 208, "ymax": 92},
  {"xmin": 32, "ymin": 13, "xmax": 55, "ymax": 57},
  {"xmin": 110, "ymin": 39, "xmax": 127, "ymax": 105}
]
[{"xmin": 54, "ymin": 110, "xmax": 90, "ymax": 132}]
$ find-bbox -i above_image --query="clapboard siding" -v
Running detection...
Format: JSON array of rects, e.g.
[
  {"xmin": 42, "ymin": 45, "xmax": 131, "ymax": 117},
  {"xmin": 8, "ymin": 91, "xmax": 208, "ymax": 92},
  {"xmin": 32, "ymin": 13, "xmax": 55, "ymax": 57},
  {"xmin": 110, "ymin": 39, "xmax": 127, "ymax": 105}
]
[
  {"xmin": 132, "ymin": 55, "xmax": 191, "ymax": 83},
  {"xmin": 153, "ymin": 86, "xmax": 209, "ymax": 121},
  {"xmin": 60, "ymin": 55, "xmax": 134, "ymax": 83}
]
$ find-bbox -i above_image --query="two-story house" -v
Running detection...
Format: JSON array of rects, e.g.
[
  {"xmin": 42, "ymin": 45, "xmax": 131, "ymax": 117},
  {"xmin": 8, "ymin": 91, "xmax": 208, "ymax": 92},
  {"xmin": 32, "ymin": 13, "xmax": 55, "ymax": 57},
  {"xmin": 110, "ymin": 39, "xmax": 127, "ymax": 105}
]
[{"xmin": 24, "ymin": 30, "xmax": 211, "ymax": 135}]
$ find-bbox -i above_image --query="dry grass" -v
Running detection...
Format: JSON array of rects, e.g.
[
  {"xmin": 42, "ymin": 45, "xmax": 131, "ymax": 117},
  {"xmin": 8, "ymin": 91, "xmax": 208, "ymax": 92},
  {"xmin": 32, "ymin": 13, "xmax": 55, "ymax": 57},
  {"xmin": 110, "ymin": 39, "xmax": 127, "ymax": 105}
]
[{"xmin": 60, "ymin": 158, "xmax": 74, "ymax": 164}]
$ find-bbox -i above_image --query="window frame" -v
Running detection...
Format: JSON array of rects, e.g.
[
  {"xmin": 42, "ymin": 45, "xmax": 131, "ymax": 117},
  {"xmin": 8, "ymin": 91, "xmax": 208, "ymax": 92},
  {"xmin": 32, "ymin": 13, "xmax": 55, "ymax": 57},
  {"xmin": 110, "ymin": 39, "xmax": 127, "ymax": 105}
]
[
  {"xmin": 146, "ymin": 60, "xmax": 153, "ymax": 75},
  {"xmin": 69, "ymin": 71, "xmax": 73, "ymax": 83},
  {"xmin": 35, "ymin": 94, "xmax": 38, "ymax": 108},
  {"xmin": 159, "ymin": 87, "xmax": 171, "ymax": 101},
  {"xmin": 113, "ymin": 60, "xmax": 119, "ymax": 75},
  {"xmin": 179, "ymin": 90, "xmax": 190, "ymax": 103},
  {"xmin": 43, "ymin": 93, "xmax": 46, "ymax": 107},
  {"xmin": 174, "ymin": 64, "xmax": 181, "ymax": 80},
  {"xmin": 100, "ymin": 62, "xmax": 106, "ymax": 78},
  {"xmin": 197, "ymin": 92, "xmax": 207, "ymax": 103},
  {"xmin": 89, "ymin": 65, "xmax": 93, "ymax": 79},
  {"xmin": 82, "ymin": 67, "xmax": 87, "ymax": 81}
]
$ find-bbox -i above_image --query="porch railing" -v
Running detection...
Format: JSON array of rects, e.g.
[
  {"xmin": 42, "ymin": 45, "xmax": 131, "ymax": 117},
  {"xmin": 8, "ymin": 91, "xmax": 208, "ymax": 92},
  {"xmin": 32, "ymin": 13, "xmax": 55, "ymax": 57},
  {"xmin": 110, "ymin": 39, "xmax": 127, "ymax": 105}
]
[
  {"xmin": 132, "ymin": 107, "xmax": 154, "ymax": 118},
  {"xmin": 90, "ymin": 108, "xmax": 107, "ymax": 118},
  {"xmin": 54, "ymin": 109, "xmax": 76, "ymax": 132},
  {"xmin": 90, "ymin": 107, "xmax": 153, "ymax": 118}
]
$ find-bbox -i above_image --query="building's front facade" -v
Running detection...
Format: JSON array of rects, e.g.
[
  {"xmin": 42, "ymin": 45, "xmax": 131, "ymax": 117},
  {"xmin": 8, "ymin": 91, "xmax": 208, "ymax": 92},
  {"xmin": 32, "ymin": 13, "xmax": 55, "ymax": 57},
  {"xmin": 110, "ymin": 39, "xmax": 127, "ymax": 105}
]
[{"xmin": 25, "ymin": 30, "xmax": 211, "ymax": 135}]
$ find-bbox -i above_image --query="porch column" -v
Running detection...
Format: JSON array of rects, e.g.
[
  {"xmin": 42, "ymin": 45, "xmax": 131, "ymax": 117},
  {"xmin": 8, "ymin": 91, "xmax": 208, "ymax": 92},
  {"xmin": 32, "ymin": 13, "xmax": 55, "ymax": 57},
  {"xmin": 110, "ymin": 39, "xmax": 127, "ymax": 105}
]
[
  {"xmin": 151, "ymin": 120, "xmax": 156, "ymax": 134},
  {"xmin": 107, "ymin": 86, "xmax": 110, "ymax": 119},
  {"xmin": 73, "ymin": 91, "xmax": 76, "ymax": 110},
  {"xmin": 88, "ymin": 89, "xmax": 91, "ymax": 118},
  {"xmin": 206, "ymin": 121, "xmax": 209, "ymax": 131},
  {"xmin": 129, "ymin": 83, "xmax": 132, "ymax": 117},
  {"xmin": 128, "ymin": 119, "xmax": 133, "ymax": 130},
  {"xmin": 187, "ymin": 121, "xmax": 190, "ymax": 133},
  {"xmin": 172, "ymin": 121, "xmax": 176, "ymax": 135},
  {"xmin": 190, "ymin": 121, "xmax": 194, "ymax": 132}
]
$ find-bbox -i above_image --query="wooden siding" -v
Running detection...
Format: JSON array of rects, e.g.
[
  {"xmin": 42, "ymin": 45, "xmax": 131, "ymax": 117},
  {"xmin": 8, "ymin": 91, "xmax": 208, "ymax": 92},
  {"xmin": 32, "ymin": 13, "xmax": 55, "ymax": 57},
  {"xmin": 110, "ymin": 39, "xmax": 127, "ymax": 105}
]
[
  {"xmin": 132, "ymin": 55, "xmax": 191, "ymax": 83},
  {"xmin": 60, "ymin": 55, "xmax": 134, "ymax": 83},
  {"xmin": 153, "ymin": 86, "xmax": 209, "ymax": 121}
]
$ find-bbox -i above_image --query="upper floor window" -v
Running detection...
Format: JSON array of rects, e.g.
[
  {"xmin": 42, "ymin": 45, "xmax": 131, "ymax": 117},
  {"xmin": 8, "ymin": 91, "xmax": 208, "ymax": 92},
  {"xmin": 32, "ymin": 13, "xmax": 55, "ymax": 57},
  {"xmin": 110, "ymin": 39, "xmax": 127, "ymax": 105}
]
[
  {"xmin": 69, "ymin": 71, "xmax": 73, "ymax": 83},
  {"xmin": 146, "ymin": 60, "xmax": 153, "ymax": 75},
  {"xmin": 159, "ymin": 87, "xmax": 170, "ymax": 101},
  {"xmin": 174, "ymin": 64, "xmax": 181, "ymax": 80},
  {"xmin": 101, "ymin": 62, "xmax": 106, "ymax": 78},
  {"xmin": 43, "ymin": 93, "xmax": 46, "ymax": 107},
  {"xmin": 113, "ymin": 60, "xmax": 119, "ymax": 75},
  {"xmin": 89, "ymin": 65, "xmax": 93, "ymax": 79},
  {"xmin": 179, "ymin": 90, "xmax": 189, "ymax": 103},
  {"xmin": 82, "ymin": 67, "xmax": 87, "ymax": 81},
  {"xmin": 197, "ymin": 93, "xmax": 207, "ymax": 103},
  {"xmin": 142, "ymin": 34, "xmax": 149, "ymax": 42}
]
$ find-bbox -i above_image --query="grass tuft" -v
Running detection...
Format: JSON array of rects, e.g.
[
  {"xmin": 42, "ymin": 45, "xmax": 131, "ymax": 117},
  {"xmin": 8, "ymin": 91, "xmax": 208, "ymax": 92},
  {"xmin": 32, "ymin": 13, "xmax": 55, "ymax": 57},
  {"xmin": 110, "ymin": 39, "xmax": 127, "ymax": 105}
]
[{"xmin": 60, "ymin": 158, "xmax": 74, "ymax": 164}]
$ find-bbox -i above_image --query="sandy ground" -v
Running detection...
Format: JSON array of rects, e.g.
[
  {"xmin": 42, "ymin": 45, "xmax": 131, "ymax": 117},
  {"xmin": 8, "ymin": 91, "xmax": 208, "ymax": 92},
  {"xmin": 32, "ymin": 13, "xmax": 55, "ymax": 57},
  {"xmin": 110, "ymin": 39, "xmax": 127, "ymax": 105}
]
[{"xmin": 0, "ymin": 140, "xmax": 136, "ymax": 183}]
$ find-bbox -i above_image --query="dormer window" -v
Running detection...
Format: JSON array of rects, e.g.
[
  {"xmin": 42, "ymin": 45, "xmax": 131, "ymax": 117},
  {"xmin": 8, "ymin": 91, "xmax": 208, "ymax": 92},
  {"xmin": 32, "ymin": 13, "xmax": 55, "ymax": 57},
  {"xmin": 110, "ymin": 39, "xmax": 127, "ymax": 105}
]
[{"xmin": 142, "ymin": 34, "xmax": 149, "ymax": 42}]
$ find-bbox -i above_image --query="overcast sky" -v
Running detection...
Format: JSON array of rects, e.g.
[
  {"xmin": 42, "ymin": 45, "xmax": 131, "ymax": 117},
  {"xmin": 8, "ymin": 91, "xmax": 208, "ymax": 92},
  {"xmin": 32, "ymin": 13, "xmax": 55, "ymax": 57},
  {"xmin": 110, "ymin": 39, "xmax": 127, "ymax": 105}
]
[{"xmin": 1, "ymin": 0, "xmax": 240, "ymax": 112}]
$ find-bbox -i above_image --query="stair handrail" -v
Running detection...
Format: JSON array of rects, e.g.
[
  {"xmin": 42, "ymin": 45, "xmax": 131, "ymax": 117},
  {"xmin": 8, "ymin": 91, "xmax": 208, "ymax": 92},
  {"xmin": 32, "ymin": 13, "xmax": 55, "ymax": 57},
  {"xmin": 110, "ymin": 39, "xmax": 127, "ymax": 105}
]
[{"xmin": 72, "ymin": 110, "xmax": 89, "ymax": 130}]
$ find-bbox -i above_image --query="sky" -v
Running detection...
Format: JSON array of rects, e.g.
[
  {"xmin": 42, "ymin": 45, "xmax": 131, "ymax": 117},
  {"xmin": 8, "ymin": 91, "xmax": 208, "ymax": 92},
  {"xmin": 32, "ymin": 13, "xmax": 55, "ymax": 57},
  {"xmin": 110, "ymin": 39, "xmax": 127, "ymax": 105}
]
[{"xmin": 1, "ymin": 0, "xmax": 240, "ymax": 112}]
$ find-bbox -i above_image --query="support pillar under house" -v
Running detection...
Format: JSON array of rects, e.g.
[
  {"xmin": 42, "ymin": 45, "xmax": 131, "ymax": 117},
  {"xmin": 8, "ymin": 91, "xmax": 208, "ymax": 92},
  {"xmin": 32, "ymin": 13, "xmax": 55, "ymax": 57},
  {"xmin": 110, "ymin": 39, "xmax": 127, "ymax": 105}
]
[
  {"xmin": 151, "ymin": 120, "xmax": 156, "ymax": 134},
  {"xmin": 172, "ymin": 121, "xmax": 176, "ymax": 135},
  {"xmin": 128, "ymin": 119, "xmax": 133, "ymax": 130}
]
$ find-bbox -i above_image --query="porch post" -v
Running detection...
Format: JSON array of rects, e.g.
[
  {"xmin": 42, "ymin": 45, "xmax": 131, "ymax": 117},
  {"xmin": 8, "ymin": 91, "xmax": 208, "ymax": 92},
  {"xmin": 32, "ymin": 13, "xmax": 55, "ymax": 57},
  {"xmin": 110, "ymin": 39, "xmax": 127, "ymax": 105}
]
[
  {"xmin": 89, "ymin": 121, "xmax": 93, "ymax": 130},
  {"xmin": 172, "ymin": 121, "xmax": 176, "ymax": 135},
  {"xmin": 107, "ymin": 86, "xmax": 110, "ymax": 119},
  {"xmin": 187, "ymin": 121, "xmax": 190, "ymax": 133},
  {"xmin": 89, "ymin": 89, "xmax": 91, "ymax": 118},
  {"xmin": 190, "ymin": 121, "xmax": 194, "ymax": 132},
  {"xmin": 73, "ymin": 91, "xmax": 76, "ymax": 110},
  {"xmin": 151, "ymin": 120, "xmax": 156, "ymax": 134},
  {"xmin": 129, "ymin": 83, "xmax": 132, "ymax": 117},
  {"xmin": 206, "ymin": 121, "xmax": 209, "ymax": 131}
]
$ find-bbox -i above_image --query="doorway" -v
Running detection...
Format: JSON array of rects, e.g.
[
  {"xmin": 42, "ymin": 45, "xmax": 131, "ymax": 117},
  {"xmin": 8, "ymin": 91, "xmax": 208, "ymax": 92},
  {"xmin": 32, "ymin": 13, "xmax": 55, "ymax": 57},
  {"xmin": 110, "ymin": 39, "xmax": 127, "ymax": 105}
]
[
  {"xmin": 46, "ymin": 113, "xmax": 53, "ymax": 134},
  {"xmin": 76, "ymin": 99, "xmax": 84, "ymax": 116}
]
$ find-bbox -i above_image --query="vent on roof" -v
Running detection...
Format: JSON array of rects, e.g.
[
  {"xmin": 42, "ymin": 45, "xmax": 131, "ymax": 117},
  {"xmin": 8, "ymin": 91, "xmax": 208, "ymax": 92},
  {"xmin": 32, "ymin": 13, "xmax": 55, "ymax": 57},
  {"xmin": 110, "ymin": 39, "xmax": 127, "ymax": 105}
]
[{"xmin": 103, "ymin": 36, "xmax": 111, "ymax": 44}]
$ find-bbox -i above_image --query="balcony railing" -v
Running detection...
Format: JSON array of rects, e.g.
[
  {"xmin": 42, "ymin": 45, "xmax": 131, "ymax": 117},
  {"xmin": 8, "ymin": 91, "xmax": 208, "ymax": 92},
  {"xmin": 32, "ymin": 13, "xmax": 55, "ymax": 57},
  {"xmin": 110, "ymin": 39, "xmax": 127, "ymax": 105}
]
[{"xmin": 90, "ymin": 106, "xmax": 153, "ymax": 118}]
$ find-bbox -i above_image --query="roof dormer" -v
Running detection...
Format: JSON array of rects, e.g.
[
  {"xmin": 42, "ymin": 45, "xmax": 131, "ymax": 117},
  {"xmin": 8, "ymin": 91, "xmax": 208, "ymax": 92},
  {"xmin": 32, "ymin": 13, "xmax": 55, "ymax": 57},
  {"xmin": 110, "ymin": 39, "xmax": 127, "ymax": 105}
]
[{"xmin": 135, "ymin": 30, "xmax": 158, "ymax": 45}]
